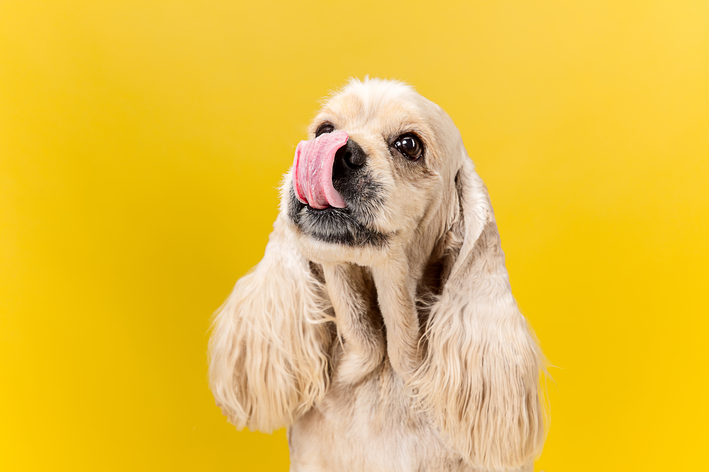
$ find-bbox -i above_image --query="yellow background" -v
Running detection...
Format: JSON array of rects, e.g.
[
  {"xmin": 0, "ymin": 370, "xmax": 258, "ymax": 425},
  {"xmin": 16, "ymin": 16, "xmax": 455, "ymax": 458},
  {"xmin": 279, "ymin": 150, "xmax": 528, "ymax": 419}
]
[{"xmin": 1, "ymin": 1, "xmax": 707, "ymax": 470}]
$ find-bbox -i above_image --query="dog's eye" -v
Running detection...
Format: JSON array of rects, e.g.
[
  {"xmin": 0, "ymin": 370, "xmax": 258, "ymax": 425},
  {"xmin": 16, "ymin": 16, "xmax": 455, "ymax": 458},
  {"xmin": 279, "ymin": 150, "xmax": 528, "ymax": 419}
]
[
  {"xmin": 392, "ymin": 134, "xmax": 423, "ymax": 161},
  {"xmin": 315, "ymin": 123, "xmax": 335, "ymax": 137}
]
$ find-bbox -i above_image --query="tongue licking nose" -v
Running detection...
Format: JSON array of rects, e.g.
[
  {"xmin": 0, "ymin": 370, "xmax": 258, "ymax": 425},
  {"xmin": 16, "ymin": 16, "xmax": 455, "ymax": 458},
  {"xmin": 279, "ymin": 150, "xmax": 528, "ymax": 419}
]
[{"xmin": 292, "ymin": 130, "xmax": 348, "ymax": 209}]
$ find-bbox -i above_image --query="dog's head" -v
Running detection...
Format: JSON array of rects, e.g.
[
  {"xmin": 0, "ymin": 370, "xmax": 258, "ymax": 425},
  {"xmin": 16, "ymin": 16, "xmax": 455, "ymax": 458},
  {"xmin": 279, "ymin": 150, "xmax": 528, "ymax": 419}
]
[{"xmin": 284, "ymin": 78, "xmax": 467, "ymax": 266}]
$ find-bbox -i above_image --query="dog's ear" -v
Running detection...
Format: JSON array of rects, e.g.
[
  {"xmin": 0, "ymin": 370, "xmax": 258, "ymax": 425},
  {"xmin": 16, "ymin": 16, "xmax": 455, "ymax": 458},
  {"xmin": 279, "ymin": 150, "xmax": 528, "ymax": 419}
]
[
  {"xmin": 208, "ymin": 215, "xmax": 332, "ymax": 432},
  {"xmin": 411, "ymin": 158, "xmax": 546, "ymax": 470}
]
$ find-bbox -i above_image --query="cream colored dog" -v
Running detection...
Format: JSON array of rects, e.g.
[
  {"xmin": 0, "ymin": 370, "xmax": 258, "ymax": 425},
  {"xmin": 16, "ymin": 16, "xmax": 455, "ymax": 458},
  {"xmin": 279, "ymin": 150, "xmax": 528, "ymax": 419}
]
[{"xmin": 209, "ymin": 78, "xmax": 546, "ymax": 471}]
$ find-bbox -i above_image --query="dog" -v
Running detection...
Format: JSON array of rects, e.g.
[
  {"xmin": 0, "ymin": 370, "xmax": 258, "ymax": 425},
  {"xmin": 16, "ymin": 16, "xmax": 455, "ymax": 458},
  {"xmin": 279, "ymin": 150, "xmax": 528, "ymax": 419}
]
[{"xmin": 209, "ymin": 78, "xmax": 546, "ymax": 472}]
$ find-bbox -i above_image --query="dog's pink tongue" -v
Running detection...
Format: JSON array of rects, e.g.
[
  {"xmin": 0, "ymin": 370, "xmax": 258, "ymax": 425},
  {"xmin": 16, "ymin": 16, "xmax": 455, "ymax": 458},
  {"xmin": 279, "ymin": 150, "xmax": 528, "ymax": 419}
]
[{"xmin": 293, "ymin": 130, "xmax": 348, "ymax": 209}]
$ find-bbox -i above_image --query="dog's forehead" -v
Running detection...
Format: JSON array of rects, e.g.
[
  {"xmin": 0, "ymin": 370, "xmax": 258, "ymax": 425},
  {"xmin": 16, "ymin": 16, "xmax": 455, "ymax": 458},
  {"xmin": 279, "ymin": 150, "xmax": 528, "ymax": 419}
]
[
  {"xmin": 313, "ymin": 86, "xmax": 430, "ymax": 136},
  {"xmin": 305, "ymin": 80, "xmax": 461, "ymax": 171}
]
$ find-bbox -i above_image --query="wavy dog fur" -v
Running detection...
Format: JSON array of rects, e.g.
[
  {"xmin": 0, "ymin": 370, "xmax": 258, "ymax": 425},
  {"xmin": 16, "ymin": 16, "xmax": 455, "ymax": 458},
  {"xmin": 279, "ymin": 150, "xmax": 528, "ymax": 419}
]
[
  {"xmin": 209, "ymin": 220, "xmax": 334, "ymax": 432},
  {"xmin": 209, "ymin": 78, "xmax": 547, "ymax": 471}
]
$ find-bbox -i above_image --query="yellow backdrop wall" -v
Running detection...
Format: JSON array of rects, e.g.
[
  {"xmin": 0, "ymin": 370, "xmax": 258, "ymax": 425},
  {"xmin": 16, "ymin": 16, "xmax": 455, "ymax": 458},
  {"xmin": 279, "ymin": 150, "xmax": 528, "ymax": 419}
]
[{"xmin": 1, "ymin": 1, "xmax": 708, "ymax": 471}]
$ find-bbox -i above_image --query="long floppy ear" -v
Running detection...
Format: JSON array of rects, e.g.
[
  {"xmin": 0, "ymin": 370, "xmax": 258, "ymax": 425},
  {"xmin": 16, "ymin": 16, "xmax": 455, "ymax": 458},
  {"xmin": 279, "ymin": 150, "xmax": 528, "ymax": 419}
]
[
  {"xmin": 208, "ymin": 215, "xmax": 332, "ymax": 432},
  {"xmin": 411, "ymin": 158, "xmax": 546, "ymax": 471}
]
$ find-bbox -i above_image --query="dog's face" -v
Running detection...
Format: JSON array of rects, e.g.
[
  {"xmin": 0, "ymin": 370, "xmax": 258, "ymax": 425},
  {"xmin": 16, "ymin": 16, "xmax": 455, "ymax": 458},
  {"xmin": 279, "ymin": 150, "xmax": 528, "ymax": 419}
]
[{"xmin": 285, "ymin": 79, "xmax": 463, "ymax": 265}]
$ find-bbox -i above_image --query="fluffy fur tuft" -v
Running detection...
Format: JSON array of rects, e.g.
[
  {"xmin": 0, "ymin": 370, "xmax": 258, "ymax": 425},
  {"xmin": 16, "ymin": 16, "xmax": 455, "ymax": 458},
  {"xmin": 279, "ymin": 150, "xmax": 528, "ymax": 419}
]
[
  {"xmin": 208, "ymin": 217, "xmax": 333, "ymax": 432},
  {"xmin": 410, "ymin": 159, "xmax": 546, "ymax": 470}
]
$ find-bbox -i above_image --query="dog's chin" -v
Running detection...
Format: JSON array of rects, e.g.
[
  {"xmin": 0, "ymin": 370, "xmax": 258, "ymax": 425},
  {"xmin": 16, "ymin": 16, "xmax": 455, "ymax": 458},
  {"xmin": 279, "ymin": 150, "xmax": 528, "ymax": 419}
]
[{"xmin": 287, "ymin": 191, "xmax": 388, "ymax": 250}]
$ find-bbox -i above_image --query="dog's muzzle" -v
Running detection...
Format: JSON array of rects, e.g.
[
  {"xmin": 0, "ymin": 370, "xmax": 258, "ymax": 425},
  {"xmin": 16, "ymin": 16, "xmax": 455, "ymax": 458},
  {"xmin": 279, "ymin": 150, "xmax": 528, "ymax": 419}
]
[{"xmin": 292, "ymin": 131, "xmax": 367, "ymax": 210}]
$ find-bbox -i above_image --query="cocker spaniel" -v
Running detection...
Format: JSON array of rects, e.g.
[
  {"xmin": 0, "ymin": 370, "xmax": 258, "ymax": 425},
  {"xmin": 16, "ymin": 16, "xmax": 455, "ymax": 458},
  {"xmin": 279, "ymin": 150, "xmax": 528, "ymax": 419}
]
[{"xmin": 209, "ymin": 78, "xmax": 546, "ymax": 472}]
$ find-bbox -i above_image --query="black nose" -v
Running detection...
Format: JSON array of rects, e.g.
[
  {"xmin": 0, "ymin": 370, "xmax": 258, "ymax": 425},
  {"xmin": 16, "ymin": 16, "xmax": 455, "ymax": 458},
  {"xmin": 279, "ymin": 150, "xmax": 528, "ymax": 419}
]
[{"xmin": 332, "ymin": 139, "xmax": 367, "ymax": 180}]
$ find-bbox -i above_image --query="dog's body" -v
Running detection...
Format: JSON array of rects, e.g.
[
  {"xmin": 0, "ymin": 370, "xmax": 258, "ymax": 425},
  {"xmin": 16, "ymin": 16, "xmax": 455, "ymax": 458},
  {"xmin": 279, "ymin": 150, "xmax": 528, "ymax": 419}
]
[
  {"xmin": 209, "ymin": 79, "xmax": 546, "ymax": 471},
  {"xmin": 289, "ymin": 362, "xmax": 470, "ymax": 472}
]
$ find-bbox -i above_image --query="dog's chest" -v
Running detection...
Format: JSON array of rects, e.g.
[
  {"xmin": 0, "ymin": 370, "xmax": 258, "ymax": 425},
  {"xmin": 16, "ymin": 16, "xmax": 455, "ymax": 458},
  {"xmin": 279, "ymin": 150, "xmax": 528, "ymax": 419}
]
[{"xmin": 287, "ymin": 363, "xmax": 470, "ymax": 472}]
